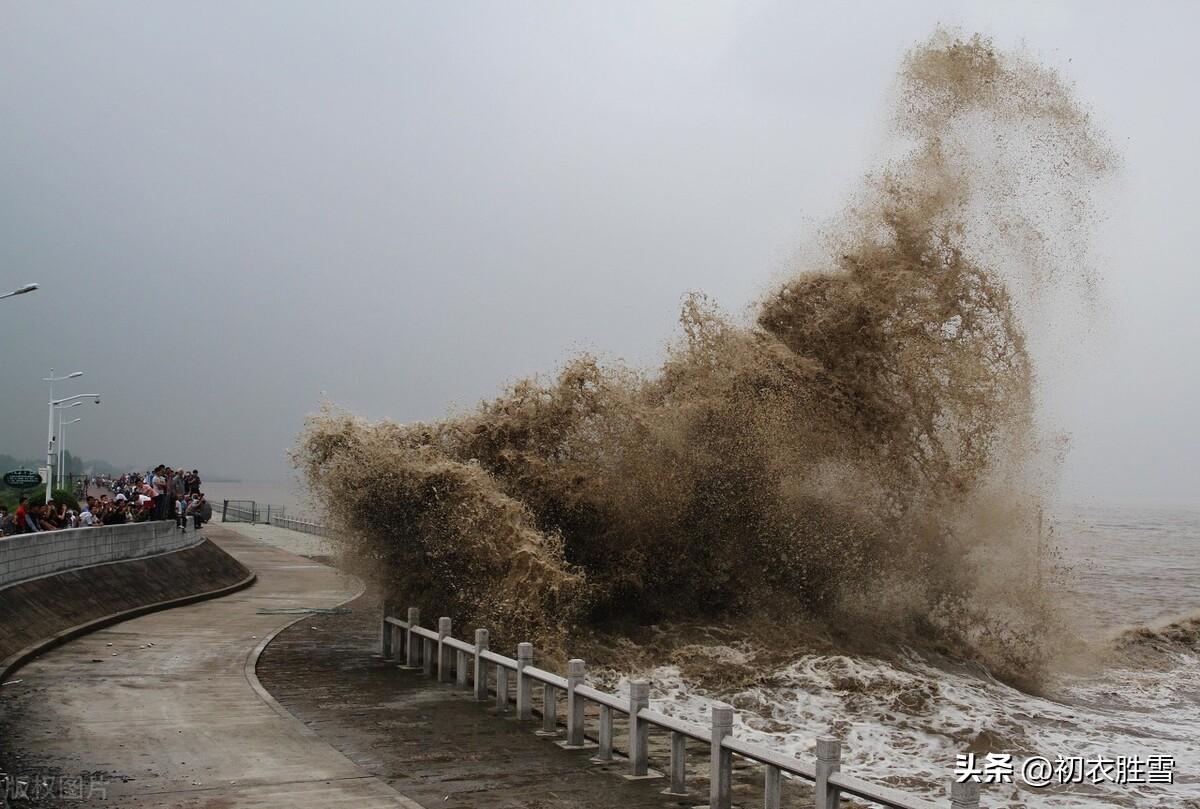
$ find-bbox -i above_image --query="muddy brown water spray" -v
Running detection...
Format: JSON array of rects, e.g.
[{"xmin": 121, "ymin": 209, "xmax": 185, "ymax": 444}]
[{"xmin": 295, "ymin": 31, "xmax": 1116, "ymax": 689}]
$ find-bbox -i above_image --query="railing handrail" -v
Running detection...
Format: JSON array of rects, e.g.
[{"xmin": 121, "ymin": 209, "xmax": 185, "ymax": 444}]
[
  {"xmin": 480, "ymin": 649, "xmax": 517, "ymax": 668},
  {"xmin": 380, "ymin": 607, "xmax": 982, "ymax": 809},
  {"xmin": 722, "ymin": 734, "xmax": 817, "ymax": 779},
  {"xmin": 523, "ymin": 664, "xmax": 568, "ymax": 690},
  {"xmin": 829, "ymin": 771, "xmax": 945, "ymax": 809},
  {"xmin": 640, "ymin": 707, "xmax": 710, "ymax": 744},
  {"xmin": 574, "ymin": 683, "xmax": 630, "ymax": 713}
]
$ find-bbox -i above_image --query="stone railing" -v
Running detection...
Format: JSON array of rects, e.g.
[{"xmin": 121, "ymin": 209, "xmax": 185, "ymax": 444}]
[
  {"xmin": 0, "ymin": 521, "xmax": 203, "ymax": 589},
  {"xmin": 381, "ymin": 607, "xmax": 983, "ymax": 809}
]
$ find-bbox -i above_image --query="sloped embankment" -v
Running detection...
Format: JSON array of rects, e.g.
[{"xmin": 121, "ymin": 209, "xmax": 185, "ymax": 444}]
[{"xmin": 0, "ymin": 538, "xmax": 253, "ymax": 678}]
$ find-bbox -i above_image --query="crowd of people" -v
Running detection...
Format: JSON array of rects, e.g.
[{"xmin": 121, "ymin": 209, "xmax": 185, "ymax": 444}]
[{"xmin": 0, "ymin": 465, "xmax": 213, "ymax": 536}]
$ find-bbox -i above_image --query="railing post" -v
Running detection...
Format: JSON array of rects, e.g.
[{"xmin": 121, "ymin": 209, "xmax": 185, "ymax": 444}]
[
  {"xmin": 950, "ymin": 779, "xmax": 980, "ymax": 809},
  {"xmin": 266, "ymin": 504, "xmax": 271, "ymax": 524},
  {"xmin": 221, "ymin": 499, "xmax": 228, "ymax": 522},
  {"xmin": 537, "ymin": 684, "xmax": 559, "ymax": 736},
  {"xmin": 473, "ymin": 629, "xmax": 489, "ymax": 701},
  {"xmin": 666, "ymin": 731, "xmax": 687, "ymax": 796},
  {"xmin": 495, "ymin": 664, "xmax": 509, "ymax": 713},
  {"xmin": 764, "ymin": 764, "xmax": 781, "ymax": 809},
  {"xmin": 564, "ymin": 659, "xmax": 586, "ymax": 748},
  {"xmin": 516, "ymin": 642, "xmax": 533, "ymax": 720},
  {"xmin": 456, "ymin": 648, "xmax": 469, "ymax": 689},
  {"xmin": 709, "ymin": 703, "xmax": 733, "ymax": 809},
  {"xmin": 379, "ymin": 602, "xmax": 392, "ymax": 659},
  {"xmin": 404, "ymin": 607, "xmax": 421, "ymax": 669},
  {"xmin": 814, "ymin": 737, "xmax": 841, "ymax": 809},
  {"xmin": 437, "ymin": 617, "xmax": 452, "ymax": 683},
  {"xmin": 627, "ymin": 680, "xmax": 651, "ymax": 778},
  {"xmin": 590, "ymin": 705, "xmax": 614, "ymax": 763}
]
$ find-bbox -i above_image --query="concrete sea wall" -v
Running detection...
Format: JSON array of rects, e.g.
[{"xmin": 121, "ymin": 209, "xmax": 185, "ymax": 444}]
[
  {"xmin": 0, "ymin": 520, "xmax": 201, "ymax": 588},
  {"xmin": 0, "ymin": 522, "xmax": 254, "ymax": 678}
]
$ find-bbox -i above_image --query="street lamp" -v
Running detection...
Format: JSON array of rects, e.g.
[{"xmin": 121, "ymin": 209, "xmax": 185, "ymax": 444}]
[
  {"xmin": 59, "ymin": 417, "xmax": 83, "ymax": 491},
  {"xmin": 0, "ymin": 283, "xmax": 38, "ymax": 300},
  {"xmin": 43, "ymin": 370, "xmax": 84, "ymax": 495},
  {"xmin": 56, "ymin": 404, "xmax": 84, "ymax": 489},
  {"xmin": 46, "ymin": 393, "xmax": 100, "ymax": 503}
]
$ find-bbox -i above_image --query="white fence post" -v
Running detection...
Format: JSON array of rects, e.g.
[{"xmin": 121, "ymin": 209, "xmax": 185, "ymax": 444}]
[
  {"xmin": 590, "ymin": 705, "xmax": 614, "ymax": 763},
  {"xmin": 516, "ymin": 642, "xmax": 534, "ymax": 720},
  {"xmin": 565, "ymin": 659, "xmax": 585, "ymax": 748},
  {"xmin": 405, "ymin": 607, "xmax": 421, "ymax": 669},
  {"xmin": 495, "ymin": 664, "xmax": 509, "ymax": 713},
  {"xmin": 456, "ymin": 648, "xmax": 469, "ymax": 689},
  {"xmin": 764, "ymin": 764, "xmax": 781, "ymax": 809},
  {"xmin": 709, "ymin": 703, "xmax": 733, "ymax": 809},
  {"xmin": 951, "ymin": 779, "xmax": 980, "ymax": 809},
  {"xmin": 538, "ymin": 684, "xmax": 559, "ymax": 736},
  {"xmin": 379, "ymin": 602, "xmax": 392, "ymax": 659},
  {"xmin": 473, "ymin": 629, "xmax": 489, "ymax": 701},
  {"xmin": 437, "ymin": 617, "xmax": 452, "ymax": 683},
  {"xmin": 627, "ymin": 680, "xmax": 651, "ymax": 778},
  {"xmin": 666, "ymin": 731, "xmax": 687, "ymax": 796},
  {"xmin": 814, "ymin": 737, "xmax": 841, "ymax": 809}
]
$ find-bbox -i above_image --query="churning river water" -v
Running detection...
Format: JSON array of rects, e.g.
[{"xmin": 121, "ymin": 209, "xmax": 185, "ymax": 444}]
[
  {"xmin": 627, "ymin": 502, "xmax": 1200, "ymax": 809},
  {"xmin": 226, "ymin": 483, "xmax": 1197, "ymax": 806}
]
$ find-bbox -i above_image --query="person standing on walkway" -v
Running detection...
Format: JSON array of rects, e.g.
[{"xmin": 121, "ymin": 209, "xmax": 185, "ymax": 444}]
[
  {"xmin": 79, "ymin": 498, "xmax": 97, "ymax": 527},
  {"xmin": 186, "ymin": 493, "xmax": 212, "ymax": 531},
  {"xmin": 175, "ymin": 493, "xmax": 188, "ymax": 531},
  {"xmin": 14, "ymin": 496, "xmax": 31, "ymax": 534},
  {"xmin": 152, "ymin": 466, "xmax": 167, "ymax": 520},
  {"xmin": 172, "ymin": 470, "xmax": 186, "ymax": 506}
]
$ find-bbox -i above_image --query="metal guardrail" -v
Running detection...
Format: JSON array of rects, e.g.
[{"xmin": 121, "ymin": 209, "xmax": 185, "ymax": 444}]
[
  {"xmin": 220, "ymin": 500, "xmax": 287, "ymax": 525},
  {"xmin": 267, "ymin": 514, "xmax": 329, "ymax": 537},
  {"xmin": 381, "ymin": 607, "xmax": 981, "ymax": 809},
  {"xmin": 219, "ymin": 500, "xmax": 329, "ymax": 537}
]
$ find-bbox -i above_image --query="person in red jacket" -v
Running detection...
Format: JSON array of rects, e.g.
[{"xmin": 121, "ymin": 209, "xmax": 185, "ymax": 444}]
[{"xmin": 14, "ymin": 496, "xmax": 32, "ymax": 533}]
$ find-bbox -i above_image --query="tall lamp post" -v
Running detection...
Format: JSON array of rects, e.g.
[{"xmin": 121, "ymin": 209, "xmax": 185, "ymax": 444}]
[
  {"xmin": 57, "ymin": 401, "xmax": 83, "ymax": 480},
  {"xmin": 43, "ymin": 370, "xmax": 83, "ymax": 497},
  {"xmin": 46, "ymin": 393, "xmax": 100, "ymax": 503},
  {"xmin": 58, "ymin": 412, "xmax": 83, "ymax": 490},
  {"xmin": 0, "ymin": 283, "xmax": 38, "ymax": 300}
]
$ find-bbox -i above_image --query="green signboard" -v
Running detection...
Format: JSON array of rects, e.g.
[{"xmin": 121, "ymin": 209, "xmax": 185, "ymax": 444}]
[{"xmin": 3, "ymin": 469, "xmax": 43, "ymax": 489}]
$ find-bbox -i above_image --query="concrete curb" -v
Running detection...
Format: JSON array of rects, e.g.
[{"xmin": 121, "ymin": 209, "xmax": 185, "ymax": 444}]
[
  {"xmin": 0, "ymin": 557, "xmax": 257, "ymax": 683},
  {"xmin": 243, "ymin": 575, "xmax": 426, "ymax": 809}
]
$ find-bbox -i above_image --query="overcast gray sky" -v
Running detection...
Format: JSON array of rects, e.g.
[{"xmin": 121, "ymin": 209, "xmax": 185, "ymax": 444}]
[{"xmin": 1, "ymin": 1, "xmax": 1196, "ymax": 506}]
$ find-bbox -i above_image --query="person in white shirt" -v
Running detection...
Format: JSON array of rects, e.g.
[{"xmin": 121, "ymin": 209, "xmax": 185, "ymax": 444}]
[{"xmin": 79, "ymin": 499, "xmax": 97, "ymax": 527}]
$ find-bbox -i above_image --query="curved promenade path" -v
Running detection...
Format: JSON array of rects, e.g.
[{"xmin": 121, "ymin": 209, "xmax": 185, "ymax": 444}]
[{"xmin": 0, "ymin": 526, "xmax": 420, "ymax": 808}]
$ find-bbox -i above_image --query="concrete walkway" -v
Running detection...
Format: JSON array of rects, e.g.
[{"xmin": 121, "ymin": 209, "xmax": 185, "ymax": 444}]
[
  {"xmin": 0, "ymin": 526, "xmax": 420, "ymax": 808},
  {"xmin": 214, "ymin": 517, "xmax": 333, "ymax": 560},
  {"xmin": 256, "ymin": 596, "xmax": 712, "ymax": 809}
]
